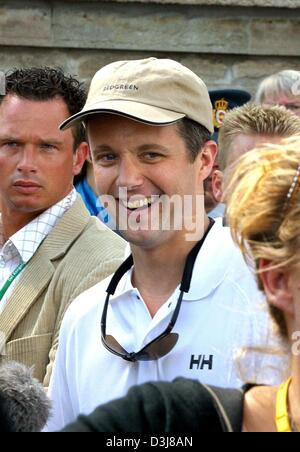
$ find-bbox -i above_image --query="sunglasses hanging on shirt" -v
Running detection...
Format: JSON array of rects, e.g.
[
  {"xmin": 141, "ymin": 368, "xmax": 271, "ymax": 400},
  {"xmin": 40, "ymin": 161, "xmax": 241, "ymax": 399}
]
[{"xmin": 101, "ymin": 218, "xmax": 215, "ymax": 362}]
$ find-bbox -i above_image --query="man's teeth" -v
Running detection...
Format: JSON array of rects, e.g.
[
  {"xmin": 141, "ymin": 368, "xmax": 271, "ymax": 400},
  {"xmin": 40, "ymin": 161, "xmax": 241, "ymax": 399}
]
[{"xmin": 123, "ymin": 196, "xmax": 158, "ymax": 210}]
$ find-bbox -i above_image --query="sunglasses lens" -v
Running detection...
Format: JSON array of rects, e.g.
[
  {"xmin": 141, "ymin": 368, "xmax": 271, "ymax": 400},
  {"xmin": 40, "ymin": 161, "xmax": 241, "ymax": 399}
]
[
  {"xmin": 104, "ymin": 335, "xmax": 128, "ymax": 355},
  {"xmin": 137, "ymin": 333, "xmax": 179, "ymax": 361}
]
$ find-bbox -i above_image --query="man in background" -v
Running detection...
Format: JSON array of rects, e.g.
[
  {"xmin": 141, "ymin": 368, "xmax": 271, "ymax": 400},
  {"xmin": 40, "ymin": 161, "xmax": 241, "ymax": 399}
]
[
  {"xmin": 205, "ymin": 89, "xmax": 251, "ymax": 218},
  {"xmin": 211, "ymin": 103, "xmax": 300, "ymax": 207},
  {"xmin": 0, "ymin": 67, "xmax": 125, "ymax": 387},
  {"xmin": 256, "ymin": 70, "xmax": 300, "ymax": 117}
]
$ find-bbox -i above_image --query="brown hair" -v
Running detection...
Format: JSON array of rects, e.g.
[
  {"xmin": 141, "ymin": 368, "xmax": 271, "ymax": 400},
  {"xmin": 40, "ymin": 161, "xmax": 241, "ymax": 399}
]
[
  {"xmin": 1, "ymin": 67, "xmax": 87, "ymax": 150},
  {"xmin": 176, "ymin": 118, "xmax": 211, "ymax": 162}
]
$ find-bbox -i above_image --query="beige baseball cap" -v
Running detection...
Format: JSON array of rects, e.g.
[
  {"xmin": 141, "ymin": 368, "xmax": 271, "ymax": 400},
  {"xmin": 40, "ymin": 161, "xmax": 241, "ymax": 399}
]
[{"xmin": 60, "ymin": 57, "xmax": 214, "ymax": 134}]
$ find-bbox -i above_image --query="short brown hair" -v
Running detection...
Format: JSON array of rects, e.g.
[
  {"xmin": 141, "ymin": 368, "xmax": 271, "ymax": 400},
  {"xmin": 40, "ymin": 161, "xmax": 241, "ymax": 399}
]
[
  {"xmin": 176, "ymin": 118, "xmax": 211, "ymax": 162},
  {"xmin": 218, "ymin": 103, "xmax": 300, "ymax": 171},
  {"xmin": 1, "ymin": 67, "xmax": 87, "ymax": 150}
]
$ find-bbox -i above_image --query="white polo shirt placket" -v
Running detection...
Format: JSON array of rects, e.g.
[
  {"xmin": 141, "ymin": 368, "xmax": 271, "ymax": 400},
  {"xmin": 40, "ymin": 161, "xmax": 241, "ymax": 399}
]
[{"xmin": 107, "ymin": 279, "xmax": 180, "ymax": 354}]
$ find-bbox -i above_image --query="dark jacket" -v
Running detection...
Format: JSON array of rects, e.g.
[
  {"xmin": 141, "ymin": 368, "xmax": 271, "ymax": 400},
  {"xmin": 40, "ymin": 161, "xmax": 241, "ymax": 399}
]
[{"xmin": 62, "ymin": 378, "xmax": 245, "ymax": 433}]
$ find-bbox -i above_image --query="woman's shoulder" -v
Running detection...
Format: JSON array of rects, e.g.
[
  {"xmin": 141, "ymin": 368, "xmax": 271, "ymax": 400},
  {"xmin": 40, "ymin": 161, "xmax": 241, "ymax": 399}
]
[{"xmin": 243, "ymin": 385, "xmax": 277, "ymax": 432}]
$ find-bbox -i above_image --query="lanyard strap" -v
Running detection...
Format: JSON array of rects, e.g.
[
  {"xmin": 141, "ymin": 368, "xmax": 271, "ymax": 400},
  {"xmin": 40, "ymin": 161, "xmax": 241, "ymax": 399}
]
[
  {"xmin": 0, "ymin": 262, "xmax": 27, "ymax": 302},
  {"xmin": 276, "ymin": 377, "xmax": 292, "ymax": 432}
]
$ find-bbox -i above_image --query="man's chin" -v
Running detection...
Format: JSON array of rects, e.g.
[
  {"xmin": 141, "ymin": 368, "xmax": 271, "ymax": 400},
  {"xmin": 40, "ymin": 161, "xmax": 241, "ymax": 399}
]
[
  {"xmin": 8, "ymin": 201, "xmax": 47, "ymax": 214},
  {"xmin": 118, "ymin": 228, "xmax": 173, "ymax": 250}
]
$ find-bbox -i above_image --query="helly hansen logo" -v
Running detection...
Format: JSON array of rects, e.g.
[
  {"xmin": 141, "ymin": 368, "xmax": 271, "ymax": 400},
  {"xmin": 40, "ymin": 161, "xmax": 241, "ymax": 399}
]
[{"xmin": 189, "ymin": 355, "xmax": 214, "ymax": 371}]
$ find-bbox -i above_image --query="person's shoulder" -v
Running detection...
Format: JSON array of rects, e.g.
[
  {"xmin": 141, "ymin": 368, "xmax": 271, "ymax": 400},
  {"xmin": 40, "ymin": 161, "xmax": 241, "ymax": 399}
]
[
  {"xmin": 82, "ymin": 217, "xmax": 126, "ymax": 251},
  {"xmin": 60, "ymin": 274, "xmax": 112, "ymax": 330},
  {"xmin": 210, "ymin": 218, "xmax": 240, "ymax": 255},
  {"xmin": 208, "ymin": 220, "xmax": 252, "ymax": 278},
  {"xmin": 64, "ymin": 216, "xmax": 126, "ymax": 269},
  {"xmin": 213, "ymin": 219, "xmax": 255, "ymax": 276},
  {"xmin": 208, "ymin": 219, "xmax": 263, "ymax": 303}
]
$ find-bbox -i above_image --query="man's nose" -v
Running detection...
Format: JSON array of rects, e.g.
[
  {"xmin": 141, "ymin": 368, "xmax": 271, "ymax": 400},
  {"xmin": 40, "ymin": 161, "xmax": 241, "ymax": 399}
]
[
  {"xmin": 17, "ymin": 147, "xmax": 38, "ymax": 173},
  {"xmin": 116, "ymin": 156, "xmax": 144, "ymax": 190}
]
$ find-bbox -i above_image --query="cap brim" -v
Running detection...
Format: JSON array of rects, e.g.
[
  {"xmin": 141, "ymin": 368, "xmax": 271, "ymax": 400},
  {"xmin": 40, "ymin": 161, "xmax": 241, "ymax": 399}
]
[{"xmin": 60, "ymin": 100, "xmax": 186, "ymax": 130}]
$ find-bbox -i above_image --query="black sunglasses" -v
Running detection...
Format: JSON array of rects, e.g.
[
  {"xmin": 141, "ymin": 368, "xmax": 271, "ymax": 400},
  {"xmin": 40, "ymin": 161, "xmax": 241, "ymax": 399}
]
[{"xmin": 101, "ymin": 219, "xmax": 215, "ymax": 362}]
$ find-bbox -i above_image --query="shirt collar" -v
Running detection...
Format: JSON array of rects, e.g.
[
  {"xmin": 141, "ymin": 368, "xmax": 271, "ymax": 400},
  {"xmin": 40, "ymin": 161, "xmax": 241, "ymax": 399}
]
[
  {"xmin": 109, "ymin": 218, "xmax": 236, "ymax": 303},
  {"xmin": 111, "ymin": 267, "xmax": 135, "ymax": 299},
  {"xmin": 209, "ymin": 203, "xmax": 226, "ymax": 219},
  {"xmin": 3, "ymin": 189, "xmax": 77, "ymax": 263},
  {"xmin": 183, "ymin": 217, "xmax": 236, "ymax": 300}
]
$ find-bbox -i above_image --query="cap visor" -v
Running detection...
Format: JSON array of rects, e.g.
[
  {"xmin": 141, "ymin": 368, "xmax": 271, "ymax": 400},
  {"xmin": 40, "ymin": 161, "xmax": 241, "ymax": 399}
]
[{"xmin": 60, "ymin": 100, "xmax": 185, "ymax": 130}]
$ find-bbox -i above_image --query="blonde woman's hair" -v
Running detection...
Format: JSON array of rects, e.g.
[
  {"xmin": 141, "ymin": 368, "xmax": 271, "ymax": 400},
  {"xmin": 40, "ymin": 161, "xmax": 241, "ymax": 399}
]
[
  {"xmin": 226, "ymin": 135, "xmax": 300, "ymax": 338},
  {"xmin": 255, "ymin": 69, "xmax": 300, "ymax": 104},
  {"xmin": 218, "ymin": 103, "xmax": 300, "ymax": 171}
]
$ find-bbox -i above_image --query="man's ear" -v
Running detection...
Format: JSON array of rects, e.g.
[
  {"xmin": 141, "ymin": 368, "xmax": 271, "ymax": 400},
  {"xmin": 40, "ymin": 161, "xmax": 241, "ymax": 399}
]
[
  {"xmin": 198, "ymin": 141, "xmax": 218, "ymax": 181},
  {"xmin": 212, "ymin": 170, "xmax": 223, "ymax": 203},
  {"xmin": 259, "ymin": 259, "xmax": 295, "ymax": 317},
  {"xmin": 73, "ymin": 142, "xmax": 89, "ymax": 176}
]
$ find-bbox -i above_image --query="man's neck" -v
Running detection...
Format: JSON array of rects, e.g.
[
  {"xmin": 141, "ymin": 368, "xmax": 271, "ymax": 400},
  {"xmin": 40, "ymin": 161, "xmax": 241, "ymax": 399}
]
[
  {"xmin": 131, "ymin": 216, "xmax": 210, "ymax": 317},
  {"xmin": 86, "ymin": 163, "xmax": 98, "ymax": 195},
  {"xmin": 1, "ymin": 208, "xmax": 42, "ymax": 241}
]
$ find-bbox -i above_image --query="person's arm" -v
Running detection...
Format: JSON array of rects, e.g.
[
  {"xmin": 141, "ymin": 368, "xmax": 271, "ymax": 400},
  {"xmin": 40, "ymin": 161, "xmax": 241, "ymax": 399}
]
[
  {"xmin": 44, "ymin": 304, "xmax": 79, "ymax": 432},
  {"xmin": 61, "ymin": 379, "xmax": 224, "ymax": 433}
]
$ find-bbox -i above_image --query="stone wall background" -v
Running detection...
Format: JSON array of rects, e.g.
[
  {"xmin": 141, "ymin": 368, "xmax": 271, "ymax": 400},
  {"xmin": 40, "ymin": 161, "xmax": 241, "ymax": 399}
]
[{"xmin": 0, "ymin": 0, "xmax": 299, "ymax": 96}]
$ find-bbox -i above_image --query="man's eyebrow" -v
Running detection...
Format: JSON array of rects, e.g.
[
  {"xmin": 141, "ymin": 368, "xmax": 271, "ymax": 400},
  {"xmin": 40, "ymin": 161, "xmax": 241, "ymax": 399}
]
[
  {"xmin": 91, "ymin": 145, "xmax": 115, "ymax": 154},
  {"xmin": 91, "ymin": 144, "xmax": 170, "ymax": 154},
  {"xmin": 136, "ymin": 144, "xmax": 170, "ymax": 153},
  {"xmin": 0, "ymin": 135, "xmax": 21, "ymax": 143},
  {"xmin": 0, "ymin": 137, "xmax": 64, "ymax": 146},
  {"xmin": 39, "ymin": 138, "xmax": 63, "ymax": 146}
]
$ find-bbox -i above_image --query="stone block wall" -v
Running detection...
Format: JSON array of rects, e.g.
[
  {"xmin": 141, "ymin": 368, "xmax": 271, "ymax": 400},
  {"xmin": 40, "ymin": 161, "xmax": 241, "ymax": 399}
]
[{"xmin": 0, "ymin": 0, "xmax": 299, "ymax": 96}]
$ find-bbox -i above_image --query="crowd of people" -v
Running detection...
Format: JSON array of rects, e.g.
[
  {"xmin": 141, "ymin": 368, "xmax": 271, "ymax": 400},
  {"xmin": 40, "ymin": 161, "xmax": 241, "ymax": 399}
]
[{"xmin": 0, "ymin": 59, "xmax": 299, "ymax": 432}]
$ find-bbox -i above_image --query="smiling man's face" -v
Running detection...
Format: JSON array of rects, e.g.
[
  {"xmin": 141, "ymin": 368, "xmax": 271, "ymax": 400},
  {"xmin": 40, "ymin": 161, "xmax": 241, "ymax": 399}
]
[{"xmin": 88, "ymin": 114, "xmax": 214, "ymax": 248}]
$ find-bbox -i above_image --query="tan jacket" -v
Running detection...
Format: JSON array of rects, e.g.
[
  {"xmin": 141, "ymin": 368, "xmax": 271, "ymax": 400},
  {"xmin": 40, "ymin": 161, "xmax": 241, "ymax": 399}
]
[{"xmin": 0, "ymin": 197, "xmax": 126, "ymax": 387}]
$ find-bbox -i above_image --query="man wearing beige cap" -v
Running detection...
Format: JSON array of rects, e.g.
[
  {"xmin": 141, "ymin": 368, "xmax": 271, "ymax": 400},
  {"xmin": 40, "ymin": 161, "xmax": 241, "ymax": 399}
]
[{"xmin": 46, "ymin": 58, "xmax": 286, "ymax": 431}]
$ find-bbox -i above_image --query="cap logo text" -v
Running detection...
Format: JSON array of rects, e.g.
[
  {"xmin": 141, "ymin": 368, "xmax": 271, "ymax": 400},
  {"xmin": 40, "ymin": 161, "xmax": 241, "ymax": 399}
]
[{"xmin": 103, "ymin": 84, "xmax": 139, "ymax": 92}]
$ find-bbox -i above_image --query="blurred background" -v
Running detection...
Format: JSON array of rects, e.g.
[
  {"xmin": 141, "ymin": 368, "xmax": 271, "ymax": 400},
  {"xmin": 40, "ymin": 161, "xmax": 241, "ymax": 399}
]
[{"xmin": 0, "ymin": 0, "xmax": 299, "ymax": 94}]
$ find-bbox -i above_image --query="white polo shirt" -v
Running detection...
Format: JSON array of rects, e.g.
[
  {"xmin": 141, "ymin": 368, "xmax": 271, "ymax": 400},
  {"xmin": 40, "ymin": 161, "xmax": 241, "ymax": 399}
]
[{"xmin": 46, "ymin": 218, "xmax": 287, "ymax": 431}]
